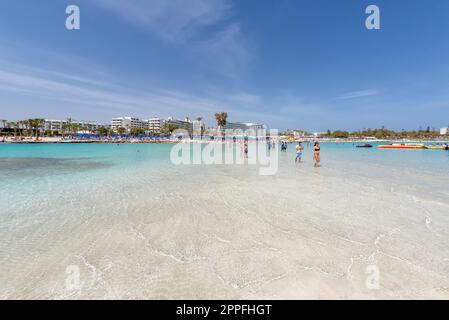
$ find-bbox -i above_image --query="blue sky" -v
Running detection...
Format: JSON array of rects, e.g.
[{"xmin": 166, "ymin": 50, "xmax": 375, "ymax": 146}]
[{"xmin": 0, "ymin": 0, "xmax": 449, "ymax": 131}]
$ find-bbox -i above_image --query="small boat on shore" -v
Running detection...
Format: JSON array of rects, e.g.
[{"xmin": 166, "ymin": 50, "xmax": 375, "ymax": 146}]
[
  {"xmin": 378, "ymin": 143, "xmax": 427, "ymax": 149},
  {"xmin": 356, "ymin": 143, "xmax": 373, "ymax": 148}
]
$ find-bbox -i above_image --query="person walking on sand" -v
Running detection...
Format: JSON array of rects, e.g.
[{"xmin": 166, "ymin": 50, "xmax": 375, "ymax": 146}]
[
  {"xmin": 295, "ymin": 142, "xmax": 304, "ymax": 164},
  {"xmin": 313, "ymin": 142, "xmax": 321, "ymax": 167}
]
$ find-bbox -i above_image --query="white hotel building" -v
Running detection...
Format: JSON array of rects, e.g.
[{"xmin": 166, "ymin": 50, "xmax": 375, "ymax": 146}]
[
  {"xmin": 111, "ymin": 117, "xmax": 147, "ymax": 132},
  {"xmin": 44, "ymin": 119, "xmax": 102, "ymax": 134},
  {"xmin": 111, "ymin": 116, "xmax": 163, "ymax": 133},
  {"xmin": 440, "ymin": 127, "xmax": 449, "ymax": 135},
  {"xmin": 147, "ymin": 117, "xmax": 162, "ymax": 133},
  {"xmin": 223, "ymin": 122, "xmax": 266, "ymax": 131}
]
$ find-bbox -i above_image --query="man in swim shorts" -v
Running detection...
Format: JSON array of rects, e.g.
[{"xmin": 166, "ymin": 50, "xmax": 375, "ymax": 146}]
[{"xmin": 295, "ymin": 142, "xmax": 304, "ymax": 164}]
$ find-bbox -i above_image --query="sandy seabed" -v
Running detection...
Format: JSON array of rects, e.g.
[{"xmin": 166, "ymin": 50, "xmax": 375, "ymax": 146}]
[{"xmin": 1, "ymin": 145, "xmax": 449, "ymax": 299}]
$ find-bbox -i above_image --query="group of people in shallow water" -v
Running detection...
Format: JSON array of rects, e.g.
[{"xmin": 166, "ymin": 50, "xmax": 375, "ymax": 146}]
[
  {"xmin": 276, "ymin": 140, "xmax": 321, "ymax": 167},
  {"xmin": 295, "ymin": 141, "xmax": 321, "ymax": 167}
]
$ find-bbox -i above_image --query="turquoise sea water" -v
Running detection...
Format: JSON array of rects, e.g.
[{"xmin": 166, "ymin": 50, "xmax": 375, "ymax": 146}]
[
  {"xmin": 1, "ymin": 141, "xmax": 448, "ymax": 171},
  {"xmin": 1, "ymin": 142, "xmax": 448, "ymax": 190},
  {"xmin": 1, "ymin": 142, "xmax": 449, "ymax": 299}
]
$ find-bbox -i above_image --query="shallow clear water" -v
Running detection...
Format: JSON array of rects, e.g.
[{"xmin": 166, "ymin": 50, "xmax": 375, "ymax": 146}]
[{"xmin": 1, "ymin": 142, "xmax": 449, "ymax": 299}]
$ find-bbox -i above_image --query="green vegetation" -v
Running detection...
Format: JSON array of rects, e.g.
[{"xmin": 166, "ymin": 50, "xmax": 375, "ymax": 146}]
[
  {"xmin": 129, "ymin": 128, "xmax": 146, "ymax": 135},
  {"xmin": 215, "ymin": 112, "xmax": 228, "ymax": 140},
  {"xmin": 160, "ymin": 123, "xmax": 177, "ymax": 134},
  {"xmin": 326, "ymin": 128, "xmax": 443, "ymax": 139},
  {"xmin": 280, "ymin": 127, "xmax": 446, "ymax": 140},
  {"xmin": 214, "ymin": 112, "xmax": 228, "ymax": 130},
  {"xmin": 116, "ymin": 127, "xmax": 126, "ymax": 135},
  {"xmin": 0, "ymin": 118, "xmax": 45, "ymax": 140}
]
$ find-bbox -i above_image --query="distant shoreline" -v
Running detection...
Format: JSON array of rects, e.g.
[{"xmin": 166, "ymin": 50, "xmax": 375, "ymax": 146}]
[{"xmin": 1, "ymin": 137, "xmax": 449, "ymax": 145}]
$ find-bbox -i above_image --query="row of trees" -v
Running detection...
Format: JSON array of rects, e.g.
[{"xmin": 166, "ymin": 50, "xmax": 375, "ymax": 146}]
[
  {"xmin": 0, "ymin": 118, "xmax": 46, "ymax": 140},
  {"xmin": 1, "ymin": 113, "xmax": 229, "ymax": 139},
  {"xmin": 324, "ymin": 127, "xmax": 445, "ymax": 139}
]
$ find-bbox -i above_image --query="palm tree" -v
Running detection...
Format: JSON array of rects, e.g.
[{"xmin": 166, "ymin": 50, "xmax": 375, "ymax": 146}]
[
  {"xmin": 64, "ymin": 118, "xmax": 73, "ymax": 136},
  {"xmin": 97, "ymin": 126, "xmax": 109, "ymax": 136},
  {"xmin": 16, "ymin": 121, "xmax": 23, "ymax": 139},
  {"xmin": 0, "ymin": 119, "xmax": 6, "ymax": 137},
  {"xmin": 24, "ymin": 119, "xmax": 33, "ymax": 137},
  {"xmin": 71, "ymin": 123, "xmax": 80, "ymax": 135},
  {"xmin": 215, "ymin": 112, "xmax": 228, "ymax": 139},
  {"xmin": 34, "ymin": 118, "xmax": 45, "ymax": 140},
  {"xmin": 160, "ymin": 123, "xmax": 176, "ymax": 135},
  {"xmin": 7, "ymin": 122, "xmax": 17, "ymax": 138},
  {"xmin": 117, "ymin": 127, "xmax": 126, "ymax": 135},
  {"xmin": 196, "ymin": 117, "xmax": 205, "ymax": 138}
]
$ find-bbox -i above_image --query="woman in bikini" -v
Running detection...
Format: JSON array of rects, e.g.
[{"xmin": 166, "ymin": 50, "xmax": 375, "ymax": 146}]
[{"xmin": 313, "ymin": 142, "xmax": 321, "ymax": 167}]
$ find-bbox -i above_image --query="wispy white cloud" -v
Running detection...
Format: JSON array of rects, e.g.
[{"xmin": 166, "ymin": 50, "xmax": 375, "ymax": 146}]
[
  {"xmin": 228, "ymin": 92, "xmax": 261, "ymax": 104},
  {"xmin": 91, "ymin": 0, "xmax": 230, "ymax": 44},
  {"xmin": 0, "ymin": 62, "xmax": 273, "ymax": 125},
  {"xmin": 195, "ymin": 24, "xmax": 250, "ymax": 78},
  {"xmin": 0, "ymin": 67, "xmax": 219, "ymax": 116},
  {"xmin": 88, "ymin": 0, "xmax": 250, "ymax": 78},
  {"xmin": 336, "ymin": 89, "xmax": 380, "ymax": 100}
]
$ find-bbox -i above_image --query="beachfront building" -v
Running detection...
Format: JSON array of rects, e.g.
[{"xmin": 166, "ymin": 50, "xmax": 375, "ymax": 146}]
[
  {"xmin": 291, "ymin": 130, "xmax": 306, "ymax": 139},
  {"xmin": 163, "ymin": 117, "xmax": 207, "ymax": 137},
  {"xmin": 44, "ymin": 120, "xmax": 65, "ymax": 133},
  {"xmin": 164, "ymin": 117, "xmax": 193, "ymax": 132},
  {"xmin": 111, "ymin": 117, "xmax": 146, "ymax": 133},
  {"xmin": 147, "ymin": 117, "xmax": 162, "ymax": 133},
  {"xmin": 44, "ymin": 119, "xmax": 103, "ymax": 134},
  {"xmin": 312, "ymin": 132, "xmax": 327, "ymax": 138},
  {"xmin": 440, "ymin": 127, "xmax": 449, "ymax": 135},
  {"xmin": 224, "ymin": 122, "xmax": 266, "ymax": 131}
]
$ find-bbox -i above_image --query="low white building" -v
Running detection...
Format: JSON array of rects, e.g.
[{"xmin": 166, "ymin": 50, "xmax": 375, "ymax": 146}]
[
  {"xmin": 440, "ymin": 127, "xmax": 449, "ymax": 135},
  {"xmin": 45, "ymin": 119, "xmax": 65, "ymax": 132},
  {"xmin": 223, "ymin": 122, "xmax": 265, "ymax": 131},
  {"xmin": 44, "ymin": 119, "xmax": 102, "ymax": 134},
  {"xmin": 164, "ymin": 117, "xmax": 193, "ymax": 132},
  {"xmin": 111, "ymin": 117, "xmax": 146, "ymax": 132},
  {"xmin": 293, "ymin": 130, "xmax": 306, "ymax": 139}
]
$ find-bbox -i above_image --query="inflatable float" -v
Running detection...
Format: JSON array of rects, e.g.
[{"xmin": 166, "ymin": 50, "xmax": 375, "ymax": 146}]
[{"xmin": 377, "ymin": 144, "xmax": 426, "ymax": 149}]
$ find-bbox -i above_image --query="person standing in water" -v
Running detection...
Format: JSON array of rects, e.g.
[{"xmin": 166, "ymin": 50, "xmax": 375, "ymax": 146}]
[
  {"xmin": 281, "ymin": 141, "xmax": 287, "ymax": 152},
  {"xmin": 244, "ymin": 138, "xmax": 249, "ymax": 159},
  {"xmin": 313, "ymin": 142, "xmax": 321, "ymax": 167},
  {"xmin": 295, "ymin": 142, "xmax": 304, "ymax": 164}
]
